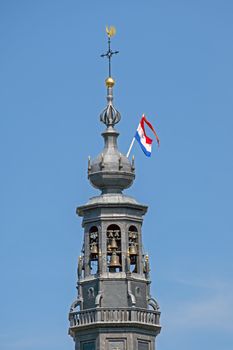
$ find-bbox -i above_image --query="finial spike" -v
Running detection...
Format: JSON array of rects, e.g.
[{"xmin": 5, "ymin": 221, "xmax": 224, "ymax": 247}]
[
  {"xmin": 101, "ymin": 26, "xmax": 119, "ymax": 78},
  {"xmin": 100, "ymin": 26, "xmax": 121, "ymax": 127}
]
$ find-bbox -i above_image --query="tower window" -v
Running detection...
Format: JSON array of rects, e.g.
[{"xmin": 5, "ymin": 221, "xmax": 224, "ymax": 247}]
[
  {"xmin": 88, "ymin": 287, "xmax": 95, "ymax": 299},
  {"xmin": 138, "ymin": 341, "xmax": 149, "ymax": 350},
  {"xmin": 81, "ymin": 341, "xmax": 95, "ymax": 350}
]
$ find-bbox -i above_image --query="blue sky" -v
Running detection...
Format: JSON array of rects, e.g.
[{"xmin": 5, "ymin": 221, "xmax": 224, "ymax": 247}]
[{"xmin": 1, "ymin": 1, "xmax": 233, "ymax": 349}]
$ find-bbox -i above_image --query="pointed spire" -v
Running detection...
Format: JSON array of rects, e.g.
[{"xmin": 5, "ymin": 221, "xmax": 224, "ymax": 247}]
[
  {"xmin": 87, "ymin": 26, "xmax": 135, "ymax": 194},
  {"xmin": 100, "ymin": 26, "xmax": 121, "ymax": 127}
]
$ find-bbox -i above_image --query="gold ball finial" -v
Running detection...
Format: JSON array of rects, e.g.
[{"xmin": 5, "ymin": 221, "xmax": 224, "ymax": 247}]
[{"xmin": 105, "ymin": 77, "xmax": 115, "ymax": 88}]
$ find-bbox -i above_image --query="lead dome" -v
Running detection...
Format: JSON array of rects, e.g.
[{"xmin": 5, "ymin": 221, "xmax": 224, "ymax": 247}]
[{"xmin": 88, "ymin": 78, "xmax": 135, "ymax": 193}]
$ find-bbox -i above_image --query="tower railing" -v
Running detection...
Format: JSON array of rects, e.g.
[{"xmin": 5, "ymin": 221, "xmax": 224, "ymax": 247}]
[{"xmin": 69, "ymin": 307, "xmax": 160, "ymax": 328}]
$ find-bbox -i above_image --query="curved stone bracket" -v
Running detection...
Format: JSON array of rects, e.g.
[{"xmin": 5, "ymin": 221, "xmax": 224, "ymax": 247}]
[
  {"xmin": 147, "ymin": 297, "xmax": 160, "ymax": 311},
  {"xmin": 69, "ymin": 298, "xmax": 82, "ymax": 313},
  {"xmin": 95, "ymin": 291, "xmax": 103, "ymax": 307},
  {"xmin": 127, "ymin": 280, "xmax": 136, "ymax": 306}
]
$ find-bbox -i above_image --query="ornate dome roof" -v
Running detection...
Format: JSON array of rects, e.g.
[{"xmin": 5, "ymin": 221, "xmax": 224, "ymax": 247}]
[
  {"xmin": 88, "ymin": 79, "xmax": 135, "ymax": 194},
  {"xmin": 88, "ymin": 126, "xmax": 135, "ymax": 194}
]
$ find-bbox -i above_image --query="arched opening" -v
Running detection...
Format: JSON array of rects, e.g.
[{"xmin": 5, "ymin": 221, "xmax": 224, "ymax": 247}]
[
  {"xmin": 88, "ymin": 287, "xmax": 95, "ymax": 299},
  {"xmin": 128, "ymin": 225, "xmax": 138, "ymax": 273},
  {"xmin": 106, "ymin": 224, "xmax": 122, "ymax": 272},
  {"xmin": 89, "ymin": 226, "xmax": 99, "ymax": 275}
]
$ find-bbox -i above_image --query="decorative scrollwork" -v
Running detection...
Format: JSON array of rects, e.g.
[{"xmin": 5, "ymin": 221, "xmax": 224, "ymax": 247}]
[{"xmin": 100, "ymin": 100, "xmax": 121, "ymax": 126}]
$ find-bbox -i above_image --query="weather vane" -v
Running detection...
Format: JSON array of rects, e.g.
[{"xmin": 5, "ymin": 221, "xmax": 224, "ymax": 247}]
[{"xmin": 101, "ymin": 26, "xmax": 119, "ymax": 77}]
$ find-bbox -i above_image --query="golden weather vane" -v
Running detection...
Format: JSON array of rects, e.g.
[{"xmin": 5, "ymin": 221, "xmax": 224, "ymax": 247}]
[
  {"xmin": 101, "ymin": 26, "xmax": 119, "ymax": 77},
  {"xmin": 106, "ymin": 26, "xmax": 116, "ymax": 38}
]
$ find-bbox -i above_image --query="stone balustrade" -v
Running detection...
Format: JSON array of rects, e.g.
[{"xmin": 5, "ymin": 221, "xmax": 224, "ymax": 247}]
[{"xmin": 69, "ymin": 307, "xmax": 160, "ymax": 328}]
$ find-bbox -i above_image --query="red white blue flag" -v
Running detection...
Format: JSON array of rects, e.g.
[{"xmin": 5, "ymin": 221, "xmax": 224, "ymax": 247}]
[{"xmin": 135, "ymin": 115, "xmax": 160, "ymax": 157}]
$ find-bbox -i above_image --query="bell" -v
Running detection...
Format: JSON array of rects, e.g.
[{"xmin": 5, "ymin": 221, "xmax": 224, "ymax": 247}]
[
  {"xmin": 129, "ymin": 244, "xmax": 137, "ymax": 256},
  {"xmin": 109, "ymin": 237, "xmax": 118, "ymax": 250},
  {"xmin": 109, "ymin": 251, "xmax": 121, "ymax": 268},
  {"xmin": 90, "ymin": 243, "xmax": 98, "ymax": 255}
]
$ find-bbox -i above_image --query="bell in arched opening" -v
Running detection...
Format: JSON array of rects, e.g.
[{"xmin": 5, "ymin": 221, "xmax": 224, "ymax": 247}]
[
  {"xmin": 109, "ymin": 251, "xmax": 121, "ymax": 268},
  {"xmin": 90, "ymin": 242, "xmax": 98, "ymax": 260},
  {"xmin": 89, "ymin": 226, "xmax": 99, "ymax": 272},
  {"xmin": 129, "ymin": 243, "xmax": 137, "ymax": 256},
  {"xmin": 109, "ymin": 237, "xmax": 118, "ymax": 250}
]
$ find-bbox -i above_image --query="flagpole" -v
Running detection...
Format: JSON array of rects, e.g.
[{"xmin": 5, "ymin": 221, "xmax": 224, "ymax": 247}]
[{"xmin": 126, "ymin": 137, "xmax": 135, "ymax": 158}]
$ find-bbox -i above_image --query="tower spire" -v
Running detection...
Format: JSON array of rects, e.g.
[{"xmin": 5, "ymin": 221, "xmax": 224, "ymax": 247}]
[
  {"xmin": 69, "ymin": 28, "xmax": 161, "ymax": 350},
  {"xmin": 100, "ymin": 26, "xmax": 121, "ymax": 127}
]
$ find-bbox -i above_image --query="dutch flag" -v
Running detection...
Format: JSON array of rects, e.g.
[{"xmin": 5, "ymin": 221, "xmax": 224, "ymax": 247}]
[{"xmin": 134, "ymin": 115, "xmax": 160, "ymax": 157}]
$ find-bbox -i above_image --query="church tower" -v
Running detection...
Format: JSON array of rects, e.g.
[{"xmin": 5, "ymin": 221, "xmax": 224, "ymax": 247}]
[{"xmin": 69, "ymin": 29, "xmax": 161, "ymax": 350}]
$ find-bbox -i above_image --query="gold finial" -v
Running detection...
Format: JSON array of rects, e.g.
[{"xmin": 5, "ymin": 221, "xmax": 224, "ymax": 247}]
[
  {"xmin": 105, "ymin": 77, "xmax": 115, "ymax": 88},
  {"xmin": 106, "ymin": 26, "xmax": 116, "ymax": 38},
  {"xmin": 145, "ymin": 254, "xmax": 149, "ymax": 262}
]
